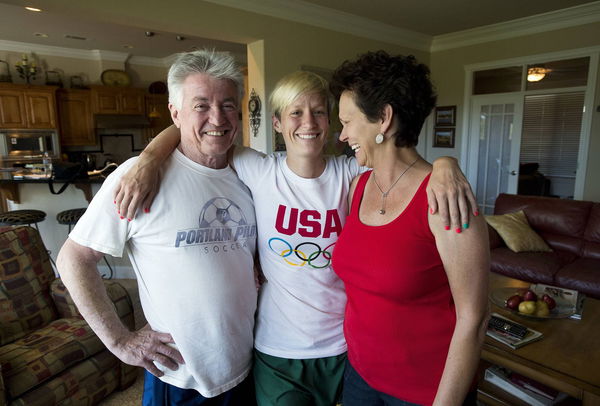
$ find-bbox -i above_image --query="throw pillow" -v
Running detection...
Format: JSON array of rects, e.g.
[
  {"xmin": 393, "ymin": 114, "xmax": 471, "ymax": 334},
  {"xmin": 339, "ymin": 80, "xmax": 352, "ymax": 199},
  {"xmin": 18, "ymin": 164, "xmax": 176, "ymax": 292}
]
[{"xmin": 485, "ymin": 210, "xmax": 552, "ymax": 253}]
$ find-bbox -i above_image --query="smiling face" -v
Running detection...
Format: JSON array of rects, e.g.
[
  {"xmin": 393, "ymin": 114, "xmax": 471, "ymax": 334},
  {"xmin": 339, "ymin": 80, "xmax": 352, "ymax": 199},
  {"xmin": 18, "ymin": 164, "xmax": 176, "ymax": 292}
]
[
  {"xmin": 170, "ymin": 73, "xmax": 239, "ymax": 168},
  {"xmin": 338, "ymin": 90, "xmax": 380, "ymax": 167},
  {"xmin": 273, "ymin": 92, "xmax": 329, "ymax": 161}
]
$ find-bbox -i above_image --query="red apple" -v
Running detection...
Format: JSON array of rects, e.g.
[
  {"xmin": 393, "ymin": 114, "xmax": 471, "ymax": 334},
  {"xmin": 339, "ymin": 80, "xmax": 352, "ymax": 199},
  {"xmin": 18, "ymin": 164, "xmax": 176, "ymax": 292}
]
[
  {"xmin": 523, "ymin": 289, "xmax": 537, "ymax": 302},
  {"xmin": 506, "ymin": 294, "xmax": 523, "ymax": 310},
  {"xmin": 542, "ymin": 294, "xmax": 557, "ymax": 310}
]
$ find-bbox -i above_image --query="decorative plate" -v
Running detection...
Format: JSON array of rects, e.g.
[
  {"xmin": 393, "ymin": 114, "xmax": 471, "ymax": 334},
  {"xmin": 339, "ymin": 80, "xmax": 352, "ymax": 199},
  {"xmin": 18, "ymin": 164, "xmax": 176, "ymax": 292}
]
[
  {"xmin": 101, "ymin": 69, "xmax": 131, "ymax": 86},
  {"xmin": 148, "ymin": 81, "xmax": 167, "ymax": 94},
  {"xmin": 489, "ymin": 287, "xmax": 575, "ymax": 319}
]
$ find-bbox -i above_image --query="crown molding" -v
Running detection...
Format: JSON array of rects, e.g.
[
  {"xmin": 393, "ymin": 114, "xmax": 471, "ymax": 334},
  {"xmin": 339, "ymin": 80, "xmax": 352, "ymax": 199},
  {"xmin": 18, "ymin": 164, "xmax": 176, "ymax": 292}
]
[
  {"xmin": 129, "ymin": 55, "xmax": 170, "ymax": 67},
  {"xmin": 91, "ymin": 50, "xmax": 130, "ymax": 63},
  {"xmin": 463, "ymin": 45, "xmax": 600, "ymax": 72},
  {"xmin": 0, "ymin": 39, "xmax": 94, "ymax": 60},
  {"xmin": 202, "ymin": 0, "xmax": 431, "ymax": 52},
  {"xmin": 431, "ymin": 2, "xmax": 600, "ymax": 52},
  {"xmin": 0, "ymin": 39, "xmax": 167, "ymax": 67}
]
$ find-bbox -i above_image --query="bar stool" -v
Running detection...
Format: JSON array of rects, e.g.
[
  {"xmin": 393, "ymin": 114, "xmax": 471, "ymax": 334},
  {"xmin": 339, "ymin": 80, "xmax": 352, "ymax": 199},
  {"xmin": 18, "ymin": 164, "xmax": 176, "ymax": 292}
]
[
  {"xmin": 0, "ymin": 209, "xmax": 47, "ymax": 230},
  {"xmin": 0, "ymin": 209, "xmax": 58, "ymax": 272},
  {"xmin": 57, "ymin": 208, "xmax": 114, "ymax": 279}
]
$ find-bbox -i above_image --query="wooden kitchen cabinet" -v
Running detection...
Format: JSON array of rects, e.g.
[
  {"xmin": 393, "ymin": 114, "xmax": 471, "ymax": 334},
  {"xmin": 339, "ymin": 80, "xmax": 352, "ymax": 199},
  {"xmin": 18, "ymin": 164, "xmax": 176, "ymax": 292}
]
[
  {"xmin": 92, "ymin": 86, "xmax": 145, "ymax": 115},
  {"xmin": 57, "ymin": 89, "xmax": 96, "ymax": 146},
  {"xmin": 0, "ymin": 84, "xmax": 57, "ymax": 129},
  {"xmin": 144, "ymin": 94, "xmax": 171, "ymax": 140}
]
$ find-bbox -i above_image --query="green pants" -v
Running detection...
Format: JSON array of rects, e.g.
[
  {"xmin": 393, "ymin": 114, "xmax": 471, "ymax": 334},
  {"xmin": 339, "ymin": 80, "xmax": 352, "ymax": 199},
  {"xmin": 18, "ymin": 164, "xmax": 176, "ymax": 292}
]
[{"xmin": 253, "ymin": 350, "xmax": 346, "ymax": 406}]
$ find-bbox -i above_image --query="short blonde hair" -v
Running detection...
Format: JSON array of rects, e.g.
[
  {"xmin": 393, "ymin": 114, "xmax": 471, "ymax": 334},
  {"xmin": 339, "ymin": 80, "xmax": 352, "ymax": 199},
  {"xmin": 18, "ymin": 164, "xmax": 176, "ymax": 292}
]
[{"xmin": 269, "ymin": 71, "xmax": 335, "ymax": 119}]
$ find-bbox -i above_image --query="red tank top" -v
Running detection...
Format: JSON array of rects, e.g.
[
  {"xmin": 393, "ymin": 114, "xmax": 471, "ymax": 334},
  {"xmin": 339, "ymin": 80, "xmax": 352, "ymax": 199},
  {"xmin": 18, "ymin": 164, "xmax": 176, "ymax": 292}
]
[{"xmin": 332, "ymin": 171, "xmax": 455, "ymax": 406}]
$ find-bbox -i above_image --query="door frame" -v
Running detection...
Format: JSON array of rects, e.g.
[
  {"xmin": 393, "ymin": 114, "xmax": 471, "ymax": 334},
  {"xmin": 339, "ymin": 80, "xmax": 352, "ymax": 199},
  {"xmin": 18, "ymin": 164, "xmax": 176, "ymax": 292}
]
[{"xmin": 460, "ymin": 46, "xmax": 599, "ymax": 200}]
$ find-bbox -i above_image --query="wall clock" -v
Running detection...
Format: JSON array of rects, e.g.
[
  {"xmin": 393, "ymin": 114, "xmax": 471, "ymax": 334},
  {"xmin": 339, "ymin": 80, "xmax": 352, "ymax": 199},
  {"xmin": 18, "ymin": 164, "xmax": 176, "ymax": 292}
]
[{"xmin": 248, "ymin": 88, "xmax": 261, "ymax": 137}]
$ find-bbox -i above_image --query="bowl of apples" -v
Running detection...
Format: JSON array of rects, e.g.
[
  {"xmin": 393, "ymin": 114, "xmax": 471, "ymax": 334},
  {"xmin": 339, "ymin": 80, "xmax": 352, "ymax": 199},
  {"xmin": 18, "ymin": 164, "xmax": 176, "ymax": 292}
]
[{"xmin": 490, "ymin": 287, "xmax": 575, "ymax": 319}]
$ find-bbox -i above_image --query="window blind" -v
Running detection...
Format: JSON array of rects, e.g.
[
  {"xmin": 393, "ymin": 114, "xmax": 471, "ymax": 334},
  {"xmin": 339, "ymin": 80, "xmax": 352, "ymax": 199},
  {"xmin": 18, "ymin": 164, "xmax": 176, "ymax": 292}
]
[{"xmin": 521, "ymin": 92, "xmax": 584, "ymax": 178}]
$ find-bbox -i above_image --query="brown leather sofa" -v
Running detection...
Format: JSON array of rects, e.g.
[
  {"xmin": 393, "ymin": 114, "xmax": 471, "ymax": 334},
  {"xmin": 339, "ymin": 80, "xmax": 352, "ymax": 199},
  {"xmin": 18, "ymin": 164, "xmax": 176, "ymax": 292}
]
[{"xmin": 489, "ymin": 193, "xmax": 600, "ymax": 299}]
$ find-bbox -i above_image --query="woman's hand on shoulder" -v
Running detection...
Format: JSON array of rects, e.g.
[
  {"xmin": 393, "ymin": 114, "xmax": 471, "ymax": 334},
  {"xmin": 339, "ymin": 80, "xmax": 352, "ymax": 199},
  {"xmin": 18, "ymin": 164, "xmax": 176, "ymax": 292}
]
[
  {"xmin": 427, "ymin": 157, "xmax": 478, "ymax": 233},
  {"xmin": 113, "ymin": 158, "xmax": 161, "ymax": 220}
]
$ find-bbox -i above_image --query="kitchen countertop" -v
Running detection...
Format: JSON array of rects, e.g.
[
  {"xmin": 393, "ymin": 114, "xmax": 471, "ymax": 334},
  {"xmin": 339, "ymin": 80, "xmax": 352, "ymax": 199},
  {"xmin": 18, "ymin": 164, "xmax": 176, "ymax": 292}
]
[
  {"xmin": 0, "ymin": 172, "xmax": 107, "ymax": 183},
  {"xmin": 0, "ymin": 172, "xmax": 108, "ymax": 205}
]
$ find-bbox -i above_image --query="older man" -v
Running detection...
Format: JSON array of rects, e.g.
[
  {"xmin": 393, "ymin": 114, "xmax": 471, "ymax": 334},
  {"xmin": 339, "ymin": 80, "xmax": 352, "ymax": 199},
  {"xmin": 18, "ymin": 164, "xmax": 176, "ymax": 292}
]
[{"xmin": 57, "ymin": 50, "xmax": 257, "ymax": 405}]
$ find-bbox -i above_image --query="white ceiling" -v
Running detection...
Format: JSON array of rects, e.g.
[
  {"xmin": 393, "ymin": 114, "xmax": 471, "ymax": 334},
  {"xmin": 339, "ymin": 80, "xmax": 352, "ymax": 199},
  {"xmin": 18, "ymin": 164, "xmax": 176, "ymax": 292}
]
[
  {"xmin": 301, "ymin": 0, "xmax": 599, "ymax": 36},
  {"xmin": 0, "ymin": 2, "xmax": 246, "ymax": 60},
  {"xmin": 0, "ymin": 0, "xmax": 598, "ymax": 59}
]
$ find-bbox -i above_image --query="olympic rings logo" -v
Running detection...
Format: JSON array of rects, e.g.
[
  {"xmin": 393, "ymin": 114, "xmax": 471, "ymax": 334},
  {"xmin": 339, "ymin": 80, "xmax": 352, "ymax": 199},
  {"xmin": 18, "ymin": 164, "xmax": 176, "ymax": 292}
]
[{"xmin": 268, "ymin": 237, "xmax": 336, "ymax": 269}]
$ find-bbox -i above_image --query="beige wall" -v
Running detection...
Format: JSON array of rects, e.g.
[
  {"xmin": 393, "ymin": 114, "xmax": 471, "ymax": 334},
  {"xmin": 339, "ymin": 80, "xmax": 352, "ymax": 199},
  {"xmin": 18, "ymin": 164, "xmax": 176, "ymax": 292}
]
[
  {"xmin": 588, "ymin": 61, "xmax": 600, "ymax": 201},
  {"xmin": 430, "ymin": 22, "xmax": 600, "ymax": 201},
  {"xmin": 0, "ymin": 51, "xmax": 104, "ymax": 86}
]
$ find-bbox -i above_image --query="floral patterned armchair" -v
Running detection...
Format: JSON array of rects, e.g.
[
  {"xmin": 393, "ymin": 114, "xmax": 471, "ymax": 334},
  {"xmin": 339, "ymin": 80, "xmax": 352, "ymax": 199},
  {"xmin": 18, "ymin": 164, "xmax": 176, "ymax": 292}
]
[{"xmin": 0, "ymin": 226, "xmax": 137, "ymax": 406}]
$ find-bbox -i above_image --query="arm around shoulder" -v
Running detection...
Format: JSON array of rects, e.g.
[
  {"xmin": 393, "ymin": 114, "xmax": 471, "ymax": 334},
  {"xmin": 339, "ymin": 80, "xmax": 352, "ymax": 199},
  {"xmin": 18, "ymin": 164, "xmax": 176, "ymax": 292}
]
[{"xmin": 114, "ymin": 124, "xmax": 182, "ymax": 219}]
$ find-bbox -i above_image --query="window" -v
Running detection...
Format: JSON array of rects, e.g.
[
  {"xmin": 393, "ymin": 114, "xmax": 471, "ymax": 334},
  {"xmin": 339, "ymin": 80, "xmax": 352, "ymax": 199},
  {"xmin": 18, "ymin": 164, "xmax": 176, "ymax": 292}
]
[
  {"xmin": 526, "ymin": 57, "xmax": 589, "ymax": 91},
  {"xmin": 473, "ymin": 67, "xmax": 522, "ymax": 95},
  {"xmin": 520, "ymin": 92, "xmax": 584, "ymax": 198}
]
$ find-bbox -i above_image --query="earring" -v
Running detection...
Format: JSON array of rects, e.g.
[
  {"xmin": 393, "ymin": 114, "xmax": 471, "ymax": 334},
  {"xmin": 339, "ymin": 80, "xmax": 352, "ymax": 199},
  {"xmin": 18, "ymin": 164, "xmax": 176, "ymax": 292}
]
[{"xmin": 375, "ymin": 133, "xmax": 384, "ymax": 144}]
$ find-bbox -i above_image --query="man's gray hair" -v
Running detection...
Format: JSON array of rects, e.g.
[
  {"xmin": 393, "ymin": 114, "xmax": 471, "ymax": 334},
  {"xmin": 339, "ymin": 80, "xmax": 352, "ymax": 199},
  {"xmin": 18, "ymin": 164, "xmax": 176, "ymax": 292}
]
[{"xmin": 168, "ymin": 49, "xmax": 244, "ymax": 109}]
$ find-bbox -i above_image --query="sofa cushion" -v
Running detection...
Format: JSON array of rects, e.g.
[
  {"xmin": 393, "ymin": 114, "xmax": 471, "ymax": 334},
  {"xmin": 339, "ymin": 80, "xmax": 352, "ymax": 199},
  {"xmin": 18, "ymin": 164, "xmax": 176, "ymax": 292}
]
[
  {"xmin": 0, "ymin": 226, "xmax": 57, "ymax": 346},
  {"xmin": 486, "ymin": 211, "xmax": 552, "ymax": 253},
  {"xmin": 0, "ymin": 317, "xmax": 105, "ymax": 398},
  {"xmin": 554, "ymin": 258, "xmax": 600, "ymax": 300},
  {"xmin": 494, "ymin": 194, "xmax": 593, "ymax": 256},
  {"xmin": 15, "ymin": 350, "xmax": 122, "ymax": 406},
  {"xmin": 490, "ymin": 247, "xmax": 568, "ymax": 284}
]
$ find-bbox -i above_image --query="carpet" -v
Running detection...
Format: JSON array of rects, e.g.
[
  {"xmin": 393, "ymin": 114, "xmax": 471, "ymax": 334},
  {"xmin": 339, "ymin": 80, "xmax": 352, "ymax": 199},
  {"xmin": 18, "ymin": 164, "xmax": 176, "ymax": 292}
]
[{"xmin": 99, "ymin": 368, "xmax": 144, "ymax": 406}]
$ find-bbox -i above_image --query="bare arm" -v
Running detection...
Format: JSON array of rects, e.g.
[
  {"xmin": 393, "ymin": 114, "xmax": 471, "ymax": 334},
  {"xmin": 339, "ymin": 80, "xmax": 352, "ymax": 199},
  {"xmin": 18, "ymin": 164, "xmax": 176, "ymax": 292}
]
[
  {"xmin": 114, "ymin": 124, "xmax": 181, "ymax": 220},
  {"xmin": 57, "ymin": 238, "xmax": 184, "ymax": 377},
  {"xmin": 429, "ymin": 209, "xmax": 490, "ymax": 406},
  {"xmin": 427, "ymin": 157, "xmax": 479, "ymax": 233}
]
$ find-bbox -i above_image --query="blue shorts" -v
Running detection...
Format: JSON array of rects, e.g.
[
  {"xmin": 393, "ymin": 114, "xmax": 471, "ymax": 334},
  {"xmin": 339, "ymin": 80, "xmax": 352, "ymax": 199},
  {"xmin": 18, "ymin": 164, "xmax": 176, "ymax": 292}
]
[{"xmin": 142, "ymin": 370, "xmax": 256, "ymax": 406}]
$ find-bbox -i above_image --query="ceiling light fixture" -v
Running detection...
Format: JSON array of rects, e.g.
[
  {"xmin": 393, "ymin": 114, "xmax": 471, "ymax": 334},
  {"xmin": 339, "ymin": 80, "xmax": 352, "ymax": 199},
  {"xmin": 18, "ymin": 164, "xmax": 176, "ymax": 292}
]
[
  {"xmin": 176, "ymin": 35, "xmax": 185, "ymax": 41},
  {"xmin": 25, "ymin": 6, "xmax": 42, "ymax": 12},
  {"xmin": 33, "ymin": 32, "xmax": 48, "ymax": 38},
  {"xmin": 145, "ymin": 31, "xmax": 154, "ymax": 37},
  {"xmin": 527, "ymin": 67, "xmax": 550, "ymax": 82}
]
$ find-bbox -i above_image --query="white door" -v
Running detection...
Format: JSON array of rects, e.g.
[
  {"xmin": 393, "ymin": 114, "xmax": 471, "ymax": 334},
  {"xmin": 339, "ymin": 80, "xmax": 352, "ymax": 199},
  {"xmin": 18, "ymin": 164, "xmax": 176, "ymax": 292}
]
[{"xmin": 467, "ymin": 94, "xmax": 523, "ymax": 214}]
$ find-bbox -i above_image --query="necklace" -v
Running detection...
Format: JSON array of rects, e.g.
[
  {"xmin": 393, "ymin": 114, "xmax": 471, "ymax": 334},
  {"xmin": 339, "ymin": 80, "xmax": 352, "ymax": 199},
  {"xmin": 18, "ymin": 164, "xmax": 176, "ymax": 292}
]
[{"xmin": 372, "ymin": 158, "xmax": 419, "ymax": 215}]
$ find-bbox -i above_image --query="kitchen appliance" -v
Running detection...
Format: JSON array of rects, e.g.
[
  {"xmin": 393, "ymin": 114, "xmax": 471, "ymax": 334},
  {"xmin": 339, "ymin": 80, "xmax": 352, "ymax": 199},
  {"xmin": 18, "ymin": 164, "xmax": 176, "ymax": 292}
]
[{"xmin": 0, "ymin": 129, "xmax": 60, "ymax": 165}]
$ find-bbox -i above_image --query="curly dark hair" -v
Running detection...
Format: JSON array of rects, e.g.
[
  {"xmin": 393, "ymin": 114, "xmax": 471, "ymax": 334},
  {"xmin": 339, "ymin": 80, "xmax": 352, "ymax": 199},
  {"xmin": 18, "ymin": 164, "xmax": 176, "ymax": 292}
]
[{"xmin": 330, "ymin": 50, "xmax": 437, "ymax": 148}]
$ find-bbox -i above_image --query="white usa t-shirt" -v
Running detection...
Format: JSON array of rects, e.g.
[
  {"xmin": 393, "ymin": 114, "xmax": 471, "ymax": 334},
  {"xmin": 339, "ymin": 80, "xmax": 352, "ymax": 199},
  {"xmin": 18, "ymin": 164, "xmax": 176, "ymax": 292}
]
[
  {"xmin": 70, "ymin": 149, "xmax": 257, "ymax": 397},
  {"xmin": 233, "ymin": 146, "xmax": 361, "ymax": 359}
]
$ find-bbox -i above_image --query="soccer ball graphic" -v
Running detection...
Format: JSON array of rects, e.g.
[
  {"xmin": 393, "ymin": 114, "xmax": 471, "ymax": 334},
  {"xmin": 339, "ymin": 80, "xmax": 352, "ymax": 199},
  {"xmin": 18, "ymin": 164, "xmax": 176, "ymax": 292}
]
[{"xmin": 199, "ymin": 197, "xmax": 248, "ymax": 227}]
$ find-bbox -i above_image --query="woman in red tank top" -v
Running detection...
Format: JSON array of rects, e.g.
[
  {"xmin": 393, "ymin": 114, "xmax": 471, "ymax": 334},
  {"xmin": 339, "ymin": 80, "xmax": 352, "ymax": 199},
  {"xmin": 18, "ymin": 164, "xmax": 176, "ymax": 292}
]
[{"xmin": 330, "ymin": 51, "xmax": 490, "ymax": 406}]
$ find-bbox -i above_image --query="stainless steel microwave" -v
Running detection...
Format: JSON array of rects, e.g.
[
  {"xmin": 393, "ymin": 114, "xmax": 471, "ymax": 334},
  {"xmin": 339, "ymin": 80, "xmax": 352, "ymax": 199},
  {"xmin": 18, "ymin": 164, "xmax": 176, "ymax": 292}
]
[{"xmin": 0, "ymin": 130, "xmax": 60, "ymax": 161}]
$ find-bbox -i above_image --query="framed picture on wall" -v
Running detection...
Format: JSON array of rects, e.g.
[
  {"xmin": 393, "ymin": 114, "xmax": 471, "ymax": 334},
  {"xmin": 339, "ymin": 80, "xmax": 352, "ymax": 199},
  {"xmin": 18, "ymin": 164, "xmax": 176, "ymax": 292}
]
[
  {"xmin": 433, "ymin": 127, "xmax": 455, "ymax": 148},
  {"xmin": 435, "ymin": 105, "xmax": 456, "ymax": 126}
]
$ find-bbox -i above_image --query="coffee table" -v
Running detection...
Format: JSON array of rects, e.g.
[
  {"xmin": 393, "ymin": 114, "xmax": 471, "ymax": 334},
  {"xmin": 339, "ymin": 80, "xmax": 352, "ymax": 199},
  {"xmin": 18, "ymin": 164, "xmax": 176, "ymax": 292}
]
[{"xmin": 479, "ymin": 273, "xmax": 600, "ymax": 406}]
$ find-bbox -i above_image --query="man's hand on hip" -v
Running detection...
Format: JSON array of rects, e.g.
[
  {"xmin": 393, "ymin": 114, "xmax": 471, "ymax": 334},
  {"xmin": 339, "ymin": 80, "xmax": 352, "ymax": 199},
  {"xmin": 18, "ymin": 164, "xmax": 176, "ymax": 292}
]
[{"xmin": 110, "ymin": 324, "xmax": 185, "ymax": 377}]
